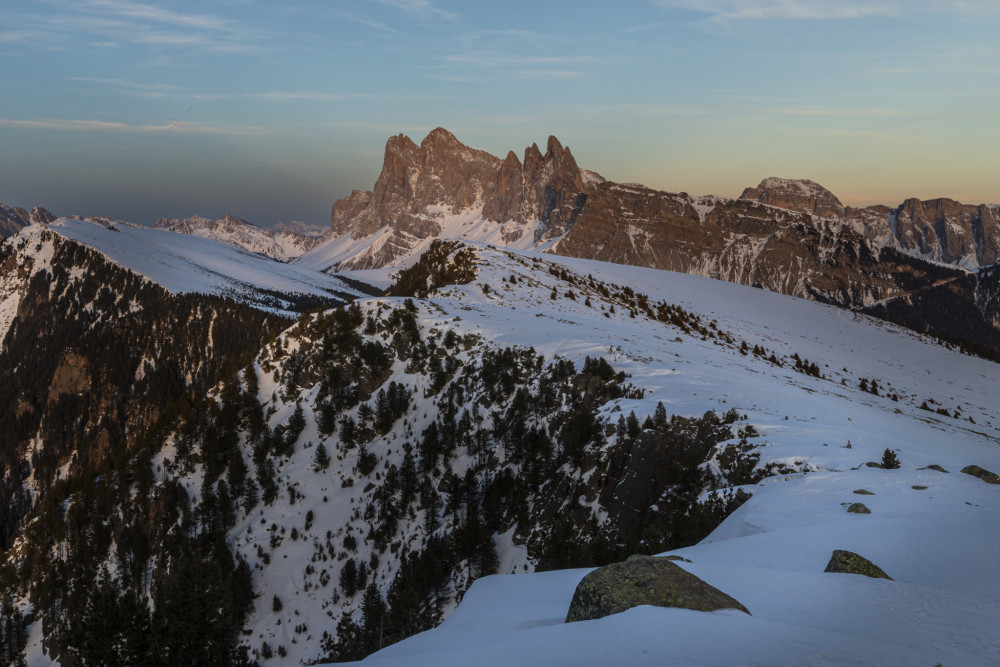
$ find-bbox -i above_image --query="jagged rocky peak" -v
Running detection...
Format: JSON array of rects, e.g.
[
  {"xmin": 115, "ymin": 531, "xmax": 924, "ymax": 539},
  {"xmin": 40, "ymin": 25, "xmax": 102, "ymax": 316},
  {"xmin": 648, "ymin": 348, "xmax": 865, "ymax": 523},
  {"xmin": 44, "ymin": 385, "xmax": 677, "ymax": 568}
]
[
  {"xmin": 218, "ymin": 213, "xmax": 255, "ymax": 228},
  {"xmin": 0, "ymin": 203, "xmax": 56, "ymax": 238},
  {"xmin": 30, "ymin": 207, "xmax": 56, "ymax": 225},
  {"xmin": 740, "ymin": 177, "xmax": 845, "ymax": 218},
  {"xmin": 0, "ymin": 204, "xmax": 30, "ymax": 238},
  {"xmin": 271, "ymin": 220, "xmax": 327, "ymax": 237},
  {"xmin": 326, "ymin": 128, "xmax": 589, "ymax": 268}
]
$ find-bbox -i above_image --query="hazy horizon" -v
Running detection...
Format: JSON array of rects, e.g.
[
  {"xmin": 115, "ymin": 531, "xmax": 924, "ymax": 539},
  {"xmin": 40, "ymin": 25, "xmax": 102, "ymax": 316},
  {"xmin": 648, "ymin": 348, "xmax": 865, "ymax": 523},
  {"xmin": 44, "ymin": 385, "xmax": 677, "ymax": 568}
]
[{"xmin": 2, "ymin": 1, "xmax": 998, "ymax": 226}]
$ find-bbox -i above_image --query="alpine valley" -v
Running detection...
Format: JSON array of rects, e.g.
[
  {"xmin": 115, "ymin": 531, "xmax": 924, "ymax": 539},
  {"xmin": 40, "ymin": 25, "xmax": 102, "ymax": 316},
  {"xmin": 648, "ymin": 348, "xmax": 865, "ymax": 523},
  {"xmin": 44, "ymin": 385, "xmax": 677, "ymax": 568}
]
[{"xmin": 0, "ymin": 128, "xmax": 997, "ymax": 667}]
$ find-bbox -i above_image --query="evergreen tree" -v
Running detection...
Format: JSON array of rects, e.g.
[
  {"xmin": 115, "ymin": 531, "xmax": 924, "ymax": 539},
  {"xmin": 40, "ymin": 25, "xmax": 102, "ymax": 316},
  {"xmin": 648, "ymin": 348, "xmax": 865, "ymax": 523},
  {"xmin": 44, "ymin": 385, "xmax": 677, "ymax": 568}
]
[
  {"xmin": 361, "ymin": 583, "xmax": 387, "ymax": 655},
  {"xmin": 313, "ymin": 442, "xmax": 331, "ymax": 471},
  {"xmin": 653, "ymin": 401, "xmax": 668, "ymax": 429},
  {"xmin": 880, "ymin": 448, "xmax": 900, "ymax": 469}
]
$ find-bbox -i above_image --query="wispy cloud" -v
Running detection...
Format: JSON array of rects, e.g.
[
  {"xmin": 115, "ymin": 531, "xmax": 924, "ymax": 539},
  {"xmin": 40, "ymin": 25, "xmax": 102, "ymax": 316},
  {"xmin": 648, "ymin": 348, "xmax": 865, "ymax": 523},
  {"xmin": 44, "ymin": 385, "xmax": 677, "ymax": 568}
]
[
  {"xmin": 69, "ymin": 76, "xmax": 187, "ymax": 98},
  {"xmin": 7, "ymin": 0, "xmax": 268, "ymax": 55},
  {"xmin": 0, "ymin": 117, "xmax": 269, "ymax": 136},
  {"xmin": 249, "ymin": 91, "xmax": 371, "ymax": 103},
  {"xmin": 759, "ymin": 106, "xmax": 913, "ymax": 118},
  {"xmin": 439, "ymin": 53, "xmax": 600, "ymax": 67},
  {"xmin": 369, "ymin": 0, "xmax": 458, "ymax": 23},
  {"xmin": 649, "ymin": 0, "xmax": 1000, "ymax": 24},
  {"xmin": 83, "ymin": 0, "xmax": 232, "ymax": 31},
  {"xmin": 434, "ymin": 29, "xmax": 602, "ymax": 80},
  {"xmin": 65, "ymin": 79, "xmax": 454, "ymax": 105},
  {"xmin": 338, "ymin": 11, "xmax": 399, "ymax": 34},
  {"xmin": 513, "ymin": 69, "xmax": 588, "ymax": 80}
]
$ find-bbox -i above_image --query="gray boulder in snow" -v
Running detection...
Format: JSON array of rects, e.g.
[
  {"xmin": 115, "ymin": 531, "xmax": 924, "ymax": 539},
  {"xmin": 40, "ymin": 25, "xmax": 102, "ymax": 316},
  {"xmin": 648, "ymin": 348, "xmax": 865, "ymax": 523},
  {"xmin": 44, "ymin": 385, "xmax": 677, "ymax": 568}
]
[
  {"xmin": 824, "ymin": 550, "xmax": 893, "ymax": 580},
  {"xmin": 564, "ymin": 555, "xmax": 749, "ymax": 623},
  {"xmin": 960, "ymin": 465, "xmax": 1000, "ymax": 484}
]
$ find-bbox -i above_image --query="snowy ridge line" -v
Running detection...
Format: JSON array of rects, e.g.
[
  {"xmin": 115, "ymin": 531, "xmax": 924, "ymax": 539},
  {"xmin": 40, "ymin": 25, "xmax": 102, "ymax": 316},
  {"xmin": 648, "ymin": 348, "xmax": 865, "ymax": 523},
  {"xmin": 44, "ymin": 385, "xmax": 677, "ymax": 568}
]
[
  {"xmin": 26, "ymin": 218, "xmax": 374, "ymax": 316},
  {"xmin": 333, "ymin": 244, "xmax": 1000, "ymax": 666}
]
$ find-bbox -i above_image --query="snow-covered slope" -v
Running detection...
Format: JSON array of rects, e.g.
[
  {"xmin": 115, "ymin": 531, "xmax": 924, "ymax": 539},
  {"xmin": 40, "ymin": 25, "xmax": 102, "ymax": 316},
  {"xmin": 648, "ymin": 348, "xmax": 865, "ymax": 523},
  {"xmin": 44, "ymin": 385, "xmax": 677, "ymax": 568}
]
[
  {"xmin": 13, "ymin": 237, "xmax": 997, "ymax": 666},
  {"xmin": 294, "ymin": 207, "xmax": 561, "ymax": 289},
  {"xmin": 316, "ymin": 247, "xmax": 1000, "ymax": 666},
  {"xmin": 30, "ymin": 218, "xmax": 371, "ymax": 316}
]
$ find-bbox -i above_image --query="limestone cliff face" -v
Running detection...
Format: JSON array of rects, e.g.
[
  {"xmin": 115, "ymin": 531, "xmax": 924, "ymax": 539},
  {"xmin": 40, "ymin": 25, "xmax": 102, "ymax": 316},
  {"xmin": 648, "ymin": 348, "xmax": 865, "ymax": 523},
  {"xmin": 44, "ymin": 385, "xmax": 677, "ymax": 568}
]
[
  {"xmin": 740, "ymin": 177, "xmax": 846, "ymax": 218},
  {"xmin": 328, "ymin": 128, "xmax": 588, "ymax": 268},
  {"xmin": 887, "ymin": 198, "xmax": 1000, "ymax": 267},
  {"xmin": 554, "ymin": 182, "xmax": 951, "ymax": 310},
  {"xmin": 321, "ymin": 128, "xmax": 1000, "ymax": 353}
]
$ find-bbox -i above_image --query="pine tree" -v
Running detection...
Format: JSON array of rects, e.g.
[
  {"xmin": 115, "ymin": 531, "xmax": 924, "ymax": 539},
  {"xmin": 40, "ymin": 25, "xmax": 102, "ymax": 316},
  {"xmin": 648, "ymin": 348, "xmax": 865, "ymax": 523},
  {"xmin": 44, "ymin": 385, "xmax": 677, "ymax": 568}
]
[
  {"xmin": 361, "ymin": 583, "xmax": 387, "ymax": 654},
  {"xmin": 313, "ymin": 442, "xmax": 331, "ymax": 471},
  {"xmin": 653, "ymin": 401, "xmax": 668, "ymax": 429},
  {"xmin": 880, "ymin": 448, "xmax": 900, "ymax": 469}
]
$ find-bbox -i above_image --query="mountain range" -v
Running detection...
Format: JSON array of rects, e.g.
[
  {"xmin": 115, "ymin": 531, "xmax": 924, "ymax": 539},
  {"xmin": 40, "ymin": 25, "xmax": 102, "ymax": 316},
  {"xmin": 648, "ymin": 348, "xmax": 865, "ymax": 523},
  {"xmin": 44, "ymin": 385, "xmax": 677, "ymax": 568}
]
[
  {"xmin": 0, "ymin": 128, "xmax": 997, "ymax": 666},
  {"xmin": 300, "ymin": 128, "xmax": 1000, "ymax": 356}
]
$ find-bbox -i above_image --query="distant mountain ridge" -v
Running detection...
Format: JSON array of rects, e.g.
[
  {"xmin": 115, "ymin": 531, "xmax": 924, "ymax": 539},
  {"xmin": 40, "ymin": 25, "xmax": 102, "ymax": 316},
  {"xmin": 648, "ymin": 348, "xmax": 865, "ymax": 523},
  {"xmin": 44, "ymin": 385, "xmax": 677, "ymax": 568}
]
[
  {"xmin": 0, "ymin": 203, "xmax": 55, "ymax": 238},
  {"xmin": 310, "ymin": 128, "xmax": 1000, "ymax": 354},
  {"xmin": 154, "ymin": 213, "xmax": 327, "ymax": 261}
]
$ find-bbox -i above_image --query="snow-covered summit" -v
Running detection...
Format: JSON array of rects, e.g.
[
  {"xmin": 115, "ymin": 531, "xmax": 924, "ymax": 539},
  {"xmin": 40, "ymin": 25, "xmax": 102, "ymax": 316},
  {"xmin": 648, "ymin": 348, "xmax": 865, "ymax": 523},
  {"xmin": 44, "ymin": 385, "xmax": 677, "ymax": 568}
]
[
  {"xmin": 26, "ymin": 217, "xmax": 370, "ymax": 316},
  {"xmin": 739, "ymin": 176, "xmax": 846, "ymax": 217}
]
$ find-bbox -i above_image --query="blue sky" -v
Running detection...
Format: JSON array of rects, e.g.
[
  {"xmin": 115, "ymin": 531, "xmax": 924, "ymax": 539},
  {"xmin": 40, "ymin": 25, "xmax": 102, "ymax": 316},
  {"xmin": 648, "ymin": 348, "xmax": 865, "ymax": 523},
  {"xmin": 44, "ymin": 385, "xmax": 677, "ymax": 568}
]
[{"xmin": 1, "ymin": 1, "xmax": 998, "ymax": 226}]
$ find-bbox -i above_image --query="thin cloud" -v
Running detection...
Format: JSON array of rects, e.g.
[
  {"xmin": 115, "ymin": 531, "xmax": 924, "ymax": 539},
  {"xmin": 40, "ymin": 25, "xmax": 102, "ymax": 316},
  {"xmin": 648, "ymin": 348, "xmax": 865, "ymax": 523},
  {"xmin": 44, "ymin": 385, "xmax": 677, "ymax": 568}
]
[
  {"xmin": 340, "ymin": 12, "xmax": 399, "ymax": 34},
  {"xmin": 9, "ymin": 1, "xmax": 269, "ymax": 55},
  {"xmin": 514, "ymin": 69, "xmax": 588, "ymax": 80},
  {"xmin": 370, "ymin": 0, "xmax": 458, "ymax": 22},
  {"xmin": 649, "ymin": 1, "xmax": 1000, "ymax": 24},
  {"xmin": 439, "ymin": 54, "xmax": 601, "ymax": 67},
  {"xmin": 83, "ymin": 0, "xmax": 232, "ymax": 31},
  {"xmin": 760, "ymin": 106, "xmax": 913, "ymax": 118},
  {"xmin": 250, "ymin": 91, "xmax": 372, "ymax": 103},
  {"xmin": 0, "ymin": 117, "xmax": 270, "ymax": 136}
]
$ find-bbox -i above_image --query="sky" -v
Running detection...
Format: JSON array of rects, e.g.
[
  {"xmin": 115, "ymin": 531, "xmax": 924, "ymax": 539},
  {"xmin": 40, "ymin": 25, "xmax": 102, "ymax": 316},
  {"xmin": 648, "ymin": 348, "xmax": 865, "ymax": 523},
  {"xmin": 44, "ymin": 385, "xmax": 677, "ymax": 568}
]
[{"xmin": 1, "ymin": 1, "xmax": 998, "ymax": 227}]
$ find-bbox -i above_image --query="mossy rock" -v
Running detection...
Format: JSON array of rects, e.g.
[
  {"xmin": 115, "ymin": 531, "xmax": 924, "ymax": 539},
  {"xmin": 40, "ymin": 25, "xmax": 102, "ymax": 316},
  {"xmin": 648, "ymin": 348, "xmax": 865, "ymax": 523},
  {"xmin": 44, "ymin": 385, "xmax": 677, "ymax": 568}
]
[
  {"xmin": 565, "ymin": 556, "xmax": 749, "ymax": 623},
  {"xmin": 912, "ymin": 485, "xmax": 928, "ymax": 490},
  {"xmin": 847, "ymin": 503, "xmax": 871, "ymax": 514},
  {"xmin": 663, "ymin": 555, "xmax": 693, "ymax": 563},
  {"xmin": 824, "ymin": 549, "xmax": 892, "ymax": 580},
  {"xmin": 852, "ymin": 489, "xmax": 875, "ymax": 495},
  {"xmin": 864, "ymin": 461, "xmax": 884, "ymax": 468},
  {"xmin": 926, "ymin": 464, "xmax": 949, "ymax": 473},
  {"xmin": 960, "ymin": 465, "xmax": 1000, "ymax": 484}
]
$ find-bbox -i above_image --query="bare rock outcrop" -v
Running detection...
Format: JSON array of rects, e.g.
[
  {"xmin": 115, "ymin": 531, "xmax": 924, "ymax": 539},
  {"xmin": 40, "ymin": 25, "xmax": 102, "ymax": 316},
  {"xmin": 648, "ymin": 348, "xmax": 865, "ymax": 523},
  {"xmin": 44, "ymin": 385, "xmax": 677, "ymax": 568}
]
[
  {"xmin": 321, "ymin": 129, "xmax": 1000, "ymax": 355},
  {"xmin": 740, "ymin": 177, "xmax": 845, "ymax": 218},
  {"xmin": 328, "ymin": 128, "xmax": 588, "ymax": 268},
  {"xmin": 889, "ymin": 198, "xmax": 1000, "ymax": 267}
]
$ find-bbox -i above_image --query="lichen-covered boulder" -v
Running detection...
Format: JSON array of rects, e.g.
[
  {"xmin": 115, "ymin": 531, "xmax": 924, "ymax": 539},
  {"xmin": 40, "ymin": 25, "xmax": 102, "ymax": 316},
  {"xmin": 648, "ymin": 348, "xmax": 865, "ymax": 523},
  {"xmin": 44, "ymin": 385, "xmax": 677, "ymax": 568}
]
[
  {"xmin": 824, "ymin": 550, "xmax": 892, "ymax": 580},
  {"xmin": 961, "ymin": 465, "xmax": 1000, "ymax": 484},
  {"xmin": 565, "ymin": 556, "xmax": 749, "ymax": 623},
  {"xmin": 847, "ymin": 502, "xmax": 871, "ymax": 514}
]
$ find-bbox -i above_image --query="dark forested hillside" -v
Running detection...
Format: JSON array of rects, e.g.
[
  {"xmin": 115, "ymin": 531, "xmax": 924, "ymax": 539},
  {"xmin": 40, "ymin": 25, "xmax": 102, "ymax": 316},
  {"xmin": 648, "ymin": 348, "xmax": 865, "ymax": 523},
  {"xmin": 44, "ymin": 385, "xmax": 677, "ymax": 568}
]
[
  {"xmin": 0, "ymin": 230, "xmax": 292, "ymax": 663},
  {"xmin": 0, "ymin": 238, "xmax": 768, "ymax": 665}
]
